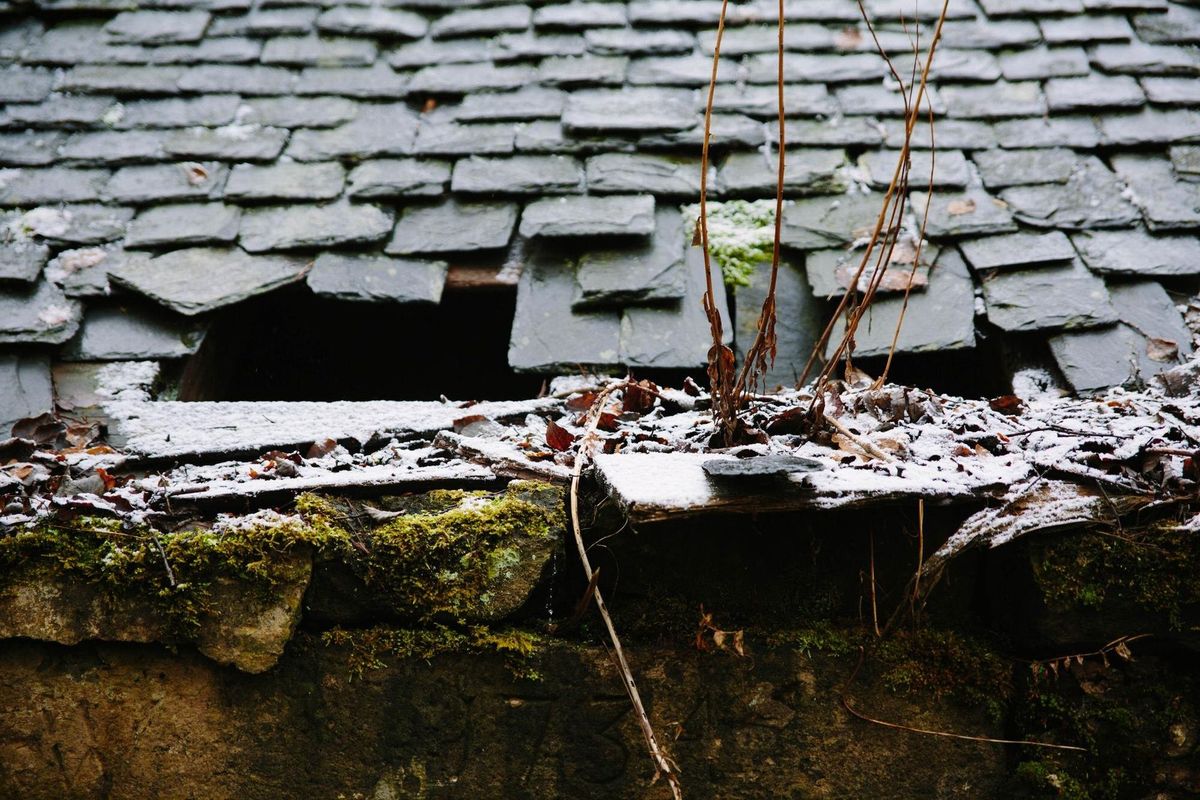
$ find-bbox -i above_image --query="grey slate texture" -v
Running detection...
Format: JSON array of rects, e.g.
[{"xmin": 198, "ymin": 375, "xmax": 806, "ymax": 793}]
[{"xmin": 0, "ymin": 0, "xmax": 1197, "ymax": 418}]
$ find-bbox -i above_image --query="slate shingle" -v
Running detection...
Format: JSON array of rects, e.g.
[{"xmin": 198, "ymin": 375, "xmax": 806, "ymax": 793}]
[
  {"xmin": 1112, "ymin": 154, "xmax": 1200, "ymax": 231},
  {"xmin": 0, "ymin": 353, "xmax": 53, "ymax": 436},
  {"xmin": 538, "ymin": 55, "xmax": 629, "ymax": 86},
  {"xmin": 0, "ymin": 277, "xmax": 81, "ymax": 344},
  {"xmin": 0, "ymin": 167, "xmax": 109, "ymax": 206},
  {"xmin": 0, "ymin": 132, "xmax": 65, "ymax": 166},
  {"xmin": 587, "ymin": 153, "xmax": 710, "ymax": 197},
  {"xmin": 1044, "ymin": 74, "xmax": 1145, "ymax": 110},
  {"xmin": 239, "ymin": 97, "xmax": 358, "ymax": 129},
  {"xmin": 886, "ymin": 119, "xmax": 998, "ymax": 149},
  {"xmin": 261, "ymin": 36, "xmax": 378, "ymax": 67},
  {"xmin": 18, "ymin": 204, "xmax": 132, "ymax": 245},
  {"xmin": 165, "ymin": 124, "xmax": 288, "ymax": 161},
  {"xmin": 718, "ymin": 149, "xmax": 847, "ymax": 196},
  {"xmin": 389, "ymin": 38, "xmax": 493, "ymax": 69},
  {"xmin": 452, "ymin": 155, "xmax": 584, "ymax": 195},
  {"xmin": 60, "ymin": 65, "xmax": 183, "ymax": 95},
  {"xmin": 1132, "ymin": 5, "xmax": 1200, "ymax": 44},
  {"xmin": 574, "ymin": 207, "xmax": 687, "ymax": 307},
  {"xmin": 563, "ymin": 88, "xmax": 695, "ymax": 132},
  {"xmin": 454, "ymin": 87, "xmax": 566, "ymax": 121},
  {"xmin": 411, "ymin": 120, "xmax": 516, "ymax": 155},
  {"xmin": 224, "ymin": 162, "xmax": 345, "ymax": 202},
  {"xmin": 386, "ymin": 200, "xmax": 518, "ymax": 254},
  {"xmin": 735, "ymin": 255, "xmax": 824, "ymax": 388},
  {"xmin": 178, "ymin": 65, "xmax": 294, "ymax": 95},
  {"xmin": 307, "ymin": 253, "xmax": 448, "ymax": 304},
  {"xmin": 941, "ymin": 81, "xmax": 1046, "ymax": 118},
  {"xmin": 520, "ymin": 194, "xmax": 656, "ymax": 238},
  {"xmin": 316, "ymin": 7, "xmax": 428, "ymax": 39},
  {"xmin": 1172, "ymin": 145, "xmax": 1200, "ymax": 180},
  {"xmin": 286, "ymin": 105, "xmax": 419, "ymax": 160},
  {"xmin": 534, "ymin": 3, "xmax": 627, "ymax": 29},
  {"xmin": 0, "ymin": 240, "xmax": 48, "ymax": 283},
  {"xmin": 109, "ymin": 247, "xmax": 308, "ymax": 316},
  {"xmin": 972, "ymin": 148, "xmax": 1079, "ymax": 188},
  {"xmin": 627, "ymin": 55, "xmax": 726, "ymax": 87},
  {"xmin": 1002, "ymin": 158, "xmax": 1140, "ymax": 229},
  {"xmin": 126, "ymin": 202, "xmax": 240, "ymax": 248},
  {"xmin": 584, "ymin": 28, "xmax": 694, "ymax": 55},
  {"xmin": 45, "ymin": 244, "xmax": 145, "ymax": 297},
  {"xmin": 994, "ymin": 116, "xmax": 1100, "ymax": 148},
  {"xmin": 1040, "ymin": 15, "xmax": 1134, "ymax": 44},
  {"xmin": 112, "ymin": 95, "xmax": 241, "ymax": 128},
  {"xmin": 407, "ymin": 63, "xmax": 535, "ymax": 95},
  {"xmin": 208, "ymin": 8, "xmax": 317, "ymax": 37},
  {"xmin": 347, "ymin": 159, "xmax": 451, "ymax": 199},
  {"xmin": 62, "ymin": 302, "xmax": 207, "ymax": 361},
  {"xmin": 980, "ymin": 258, "xmax": 1117, "ymax": 333},
  {"xmin": 297, "ymin": 64, "xmax": 409, "ymax": 98},
  {"xmin": 911, "ymin": 188, "xmax": 1019, "ymax": 239},
  {"xmin": 780, "ymin": 192, "xmax": 888, "ymax": 250},
  {"xmin": 858, "ymin": 150, "xmax": 970, "ymax": 190},
  {"xmin": 58, "ymin": 130, "xmax": 169, "ymax": 164},
  {"xmin": 104, "ymin": 162, "xmax": 226, "ymax": 203},
  {"xmin": 104, "ymin": 11, "xmax": 210, "ymax": 44},
  {"xmin": 1142, "ymin": 77, "xmax": 1200, "ymax": 105},
  {"xmin": 0, "ymin": 67, "xmax": 53, "ymax": 103},
  {"xmin": 492, "ymin": 33, "xmax": 587, "ymax": 61},
  {"xmin": 240, "ymin": 201, "xmax": 394, "ymax": 253},
  {"xmin": 999, "ymin": 46, "xmax": 1090, "ymax": 79},
  {"xmin": 1097, "ymin": 108, "xmax": 1200, "ymax": 145},
  {"xmin": 2, "ymin": 95, "xmax": 116, "ymax": 127},
  {"xmin": 707, "ymin": 84, "xmax": 836, "ymax": 119},
  {"xmin": 1073, "ymin": 229, "xmax": 1200, "ymax": 276},
  {"xmin": 746, "ymin": 52, "xmax": 886, "ymax": 84},
  {"xmin": 959, "ymin": 231, "xmax": 1076, "ymax": 271},
  {"xmin": 432, "ymin": 7, "xmax": 532, "ymax": 39},
  {"xmin": 1090, "ymin": 41, "xmax": 1200, "ymax": 75}
]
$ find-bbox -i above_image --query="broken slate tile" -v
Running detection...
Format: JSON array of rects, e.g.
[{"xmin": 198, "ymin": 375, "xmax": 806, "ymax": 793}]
[
  {"xmin": 316, "ymin": 6, "xmax": 428, "ymax": 39},
  {"xmin": 240, "ymin": 201, "xmax": 393, "ymax": 252},
  {"xmin": 910, "ymin": 188, "xmax": 1018, "ymax": 239},
  {"xmin": 165, "ymin": 125, "xmax": 288, "ymax": 161},
  {"xmin": 0, "ymin": 278, "xmax": 81, "ymax": 344},
  {"xmin": 1111, "ymin": 154, "xmax": 1200, "ymax": 231},
  {"xmin": 104, "ymin": 11, "xmax": 210, "ymax": 44},
  {"xmin": 1097, "ymin": 108, "xmax": 1200, "ymax": 146},
  {"xmin": 972, "ymin": 148, "xmax": 1079, "ymax": 189},
  {"xmin": 999, "ymin": 47, "xmax": 1090, "ymax": 80},
  {"xmin": 520, "ymin": 195, "xmax": 655, "ymax": 239},
  {"xmin": 825, "ymin": 249, "xmax": 976, "ymax": 359},
  {"xmin": 804, "ymin": 241, "xmax": 937, "ymax": 299},
  {"xmin": 18, "ymin": 205, "xmax": 133, "ymax": 245},
  {"xmin": 980, "ymin": 258, "xmax": 1117, "ymax": 332},
  {"xmin": 411, "ymin": 120, "xmax": 516, "ymax": 155},
  {"xmin": 1001, "ymin": 158, "xmax": 1140, "ymax": 230},
  {"xmin": 573, "ymin": 207, "xmax": 687, "ymax": 308},
  {"xmin": 0, "ymin": 352, "xmax": 53, "ymax": 437},
  {"xmin": 994, "ymin": 116, "xmax": 1100, "ymax": 148},
  {"xmin": 347, "ymin": 159, "xmax": 450, "ymax": 199},
  {"xmin": 959, "ymin": 231, "xmax": 1076, "ymax": 271},
  {"xmin": 1044, "ymin": 74, "xmax": 1145, "ymax": 110},
  {"xmin": 857, "ymin": 150, "xmax": 969, "ymax": 190},
  {"xmin": 1072, "ymin": 230, "xmax": 1200, "ymax": 277},
  {"xmin": 109, "ymin": 247, "xmax": 308, "ymax": 315},
  {"xmin": 562, "ymin": 88, "xmax": 696, "ymax": 132},
  {"xmin": 1050, "ymin": 281, "xmax": 1193, "ymax": 392},
  {"xmin": 454, "ymin": 87, "xmax": 566, "ymax": 121},
  {"xmin": 45, "ymin": 244, "xmax": 147, "ymax": 297},
  {"xmin": 451, "ymin": 155, "xmax": 583, "ymax": 195},
  {"xmin": 386, "ymin": 200, "xmax": 518, "ymax": 254},
  {"xmin": 61, "ymin": 302, "xmax": 207, "ymax": 361},
  {"xmin": 620, "ymin": 244, "xmax": 731, "ymax": 369},
  {"xmin": 0, "ymin": 240, "xmax": 48, "ymax": 283},
  {"xmin": 780, "ymin": 192, "xmax": 888, "ymax": 250},
  {"xmin": 286, "ymin": 105, "xmax": 419, "ymax": 160},
  {"xmin": 307, "ymin": 253, "xmax": 447, "ymax": 304},
  {"xmin": 126, "ymin": 203, "xmax": 241, "ymax": 249},
  {"xmin": 224, "ymin": 162, "xmax": 345, "ymax": 201},
  {"xmin": 735, "ymin": 255, "xmax": 826, "ymax": 389},
  {"xmin": 508, "ymin": 246, "xmax": 622, "ymax": 373},
  {"xmin": 718, "ymin": 149, "xmax": 847, "ymax": 197},
  {"xmin": 587, "ymin": 153, "xmax": 710, "ymax": 197},
  {"xmin": 104, "ymin": 162, "xmax": 226, "ymax": 204},
  {"xmin": 431, "ymin": 6, "xmax": 532, "ymax": 39},
  {"xmin": 0, "ymin": 168, "xmax": 109, "ymax": 207}
]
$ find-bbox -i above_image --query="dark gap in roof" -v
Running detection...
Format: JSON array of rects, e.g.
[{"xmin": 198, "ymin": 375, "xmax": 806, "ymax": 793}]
[
  {"xmin": 849, "ymin": 345, "xmax": 1012, "ymax": 400},
  {"xmin": 181, "ymin": 285, "xmax": 544, "ymax": 402}
]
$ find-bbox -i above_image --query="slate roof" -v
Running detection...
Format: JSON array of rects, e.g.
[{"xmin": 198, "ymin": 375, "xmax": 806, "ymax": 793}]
[{"xmin": 1, "ymin": 0, "xmax": 1200, "ymax": 432}]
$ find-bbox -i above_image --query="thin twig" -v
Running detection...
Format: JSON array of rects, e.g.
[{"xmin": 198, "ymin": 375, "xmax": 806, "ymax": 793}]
[
  {"xmin": 570, "ymin": 383, "xmax": 683, "ymax": 799},
  {"xmin": 869, "ymin": 532, "xmax": 881, "ymax": 637},
  {"xmin": 841, "ymin": 647, "xmax": 1089, "ymax": 753},
  {"xmin": 825, "ymin": 414, "xmax": 895, "ymax": 462},
  {"xmin": 151, "ymin": 534, "xmax": 177, "ymax": 588}
]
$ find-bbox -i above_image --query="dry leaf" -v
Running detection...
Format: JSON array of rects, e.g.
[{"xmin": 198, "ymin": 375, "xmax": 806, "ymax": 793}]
[
  {"xmin": 947, "ymin": 198, "xmax": 976, "ymax": 216},
  {"xmin": 545, "ymin": 419, "xmax": 575, "ymax": 452},
  {"xmin": 1113, "ymin": 641, "xmax": 1135, "ymax": 662},
  {"xmin": 1147, "ymin": 337, "xmax": 1179, "ymax": 363},
  {"xmin": 834, "ymin": 25, "xmax": 863, "ymax": 50}
]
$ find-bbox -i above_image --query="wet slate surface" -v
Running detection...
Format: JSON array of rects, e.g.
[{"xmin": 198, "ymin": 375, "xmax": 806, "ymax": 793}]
[
  {"xmin": 0, "ymin": 351, "xmax": 53, "ymax": 437},
  {"xmin": 574, "ymin": 208, "xmax": 686, "ymax": 308}
]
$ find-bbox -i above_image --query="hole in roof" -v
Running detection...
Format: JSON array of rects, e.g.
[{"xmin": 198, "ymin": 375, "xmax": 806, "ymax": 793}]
[{"xmin": 181, "ymin": 285, "xmax": 546, "ymax": 402}]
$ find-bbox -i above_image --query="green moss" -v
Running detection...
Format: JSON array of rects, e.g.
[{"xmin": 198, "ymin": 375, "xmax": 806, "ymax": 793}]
[
  {"xmin": 766, "ymin": 623, "xmax": 856, "ymax": 658},
  {"xmin": 1014, "ymin": 760, "xmax": 1091, "ymax": 800},
  {"xmin": 681, "ymin": 200, "xmax": 777, "ymax": 287},
  {"xmin": 322, "ymin": 624, "xmax": 544, "ymax": 681},
  {"xmin": 1034, "ymin": 525, "xmax": 1200, "ymax": 627},
  {"xmin": 874, "ymin": 628, "xmax": 1013, "ymax": 722}
]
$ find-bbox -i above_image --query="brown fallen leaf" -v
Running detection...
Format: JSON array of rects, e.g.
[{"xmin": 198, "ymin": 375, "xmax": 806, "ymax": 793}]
[
  {"xmin": 1147, "ymin": 337, "xmax": 1179, "ymax": 363},
  {"xmin": 545, "ymin": 418, "xmax": 575, "ymax": 452}
]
